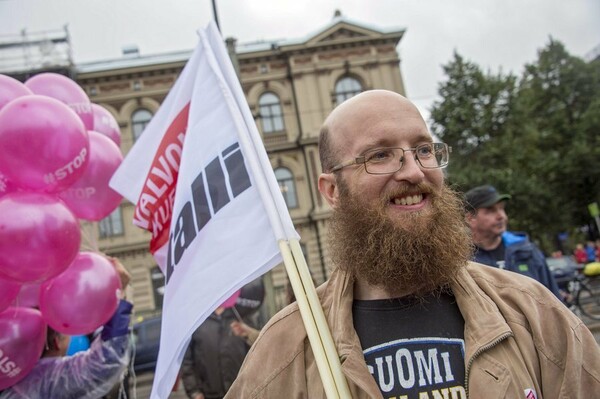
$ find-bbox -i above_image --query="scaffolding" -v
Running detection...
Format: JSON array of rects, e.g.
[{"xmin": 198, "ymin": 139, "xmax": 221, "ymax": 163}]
[{"xmin": 0, "ymin": 25, "xmax": 74, "ymax": 80}]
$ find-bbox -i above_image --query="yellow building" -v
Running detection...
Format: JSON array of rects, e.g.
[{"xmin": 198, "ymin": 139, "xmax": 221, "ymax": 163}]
[{"xmin": 19, "ymin": 14, "xmax": 407, "ymax": 322}]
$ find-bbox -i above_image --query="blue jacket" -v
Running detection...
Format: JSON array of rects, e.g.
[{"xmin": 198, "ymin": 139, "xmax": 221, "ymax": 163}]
[{"xmin": 474, "ymin": 231, "xmax": 562, "ymax": 300}]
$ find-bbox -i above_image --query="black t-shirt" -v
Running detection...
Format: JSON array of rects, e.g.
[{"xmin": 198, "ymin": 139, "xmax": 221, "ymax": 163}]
[
  {"xmin": 353, "ymin": 291, "xmax": 466, "ymax": 399},
  {"xmin": 475, "ymin": 241, "xmax": 506, "ymax": 268}
]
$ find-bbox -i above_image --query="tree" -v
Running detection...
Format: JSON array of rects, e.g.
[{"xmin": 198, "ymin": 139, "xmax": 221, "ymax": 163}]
[
  {"xmin": 517, "ymin": 39, "xmax": 600, "ymax": 238},
  {"xmin": 430, "ymin": 41, "xmax": 600, "ymax": 252}
]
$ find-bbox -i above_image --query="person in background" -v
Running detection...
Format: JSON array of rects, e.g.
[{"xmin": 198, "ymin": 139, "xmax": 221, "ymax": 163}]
[
  {"xmin": 574, "ymin": 243, "xmax": 589, "ymax": 265},
  {"xmin": 464, "ymin": 185, "xmax": 562, "ymax": 300},
  {"xmin": 224, "ymin": 90, "xmax": 600, "ymax": 398},
  {"xmin": 0, "ymin": 256, "xmax": 133, "ymax": 399},
  {"xmin": 585, "ymin": 241, "xmax": 597, "ymax": 263},
  {"xmin": 229, "ymin": 320, "xmax": 259, "ymax": 346},
  {"xmin": 180, "ymin": 307, "xmax": 253, "ymax": 399}
]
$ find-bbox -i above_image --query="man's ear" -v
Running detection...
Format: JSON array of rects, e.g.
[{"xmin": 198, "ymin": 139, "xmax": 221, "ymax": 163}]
[
  {"xmin": 465, "ymin": 211, "xmax": 476, "ymax": 227},
  {"xmin": 318, "ymin": 173, "xmax": 340, "ymax": 208}
]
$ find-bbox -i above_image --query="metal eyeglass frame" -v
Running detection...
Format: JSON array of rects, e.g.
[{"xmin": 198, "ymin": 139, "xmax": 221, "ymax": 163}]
[{"xmin": 329, "ymin": 142, "xmax": 451, "ymax": 174}]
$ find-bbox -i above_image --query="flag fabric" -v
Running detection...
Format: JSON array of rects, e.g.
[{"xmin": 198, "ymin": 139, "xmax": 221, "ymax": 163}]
[{"xmin": 110, "ymin": 22, "xmax": 298, "ymax": 398}]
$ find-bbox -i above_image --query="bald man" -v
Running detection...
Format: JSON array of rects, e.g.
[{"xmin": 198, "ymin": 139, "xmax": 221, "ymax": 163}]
[{"xmin": 224, "ymin": 90, "xmax": 600, "ymax": 398}]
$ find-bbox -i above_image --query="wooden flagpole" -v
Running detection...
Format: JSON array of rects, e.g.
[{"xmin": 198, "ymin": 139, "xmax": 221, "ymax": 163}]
[{"xmin": 278, "ymin": 239, "xmax": 352, "ymax": 398}]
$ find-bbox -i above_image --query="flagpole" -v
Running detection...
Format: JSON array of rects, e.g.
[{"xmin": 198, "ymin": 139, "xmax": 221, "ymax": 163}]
[
  {"xmin": 278, "ymin": 240, "xmax": 340, "ymax": 399},
  {"xmin": 289, "ymin": 239, "xmax": 352, "ymax": 397},
  {"xmin": 200, "ymin": 23, "xmax": 351, "ymax": 397},
  {"xmin": 211, "ymin": 0, "xmax": 220, "ymax": 32}
]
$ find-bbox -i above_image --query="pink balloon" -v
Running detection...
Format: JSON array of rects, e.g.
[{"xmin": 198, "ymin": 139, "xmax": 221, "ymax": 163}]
[
  {"xmin": 0, "ymin": 277, "xmax": 21, "ymax": 313},
  {"xmin": 221, "ymin": 289, "xmax": 241, "ymax": 308},
  {"xmin": 0, "ymin": 95, "xmax": 90, "ymax": 193},
  {"xmin": 0, "ymin": 75, "xmax": 33, "ymax": 111},
  {"xmin": 40, "ymin": 252, "xmax": 121, "ymax": 335},
  {"xmin": 0, "ymin": 307, "xmax": 47, "ymax": 390},
  {"xmin": 0, "ymin": 171, "xmax": 17, "ymax": 199},
  {"xmin": 0, "ymin": 192, "xmax": 81, "ymax": 283},
  {"xmin": 59, "ymin": 131, "xmax": 123, "ymax": 221},
  {"xmin": 25, "ymin": 73, "xmax": 93, "ymax": 130},
  {"xmin": 11, "ymin": 282, "xmax": 42, "ymax": 309},
  {"xmin": 91, "ymin": 103, "xmax": 121, "ymax": 146}
]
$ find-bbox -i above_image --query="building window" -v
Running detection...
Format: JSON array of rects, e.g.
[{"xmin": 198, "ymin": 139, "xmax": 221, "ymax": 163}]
[
  {"xmin": 98, "ymin": 207, "xmax": 124, "ymax": 238},
  {"xmin": 151, "ymin": 266, "xmax": 164, "ymax": 310},
  {"xmin": 258, "ymin": 92, "xmax": 284, "ymax": 134},
  {"xmin": 334, "ymin": 76, "xmax": 362, "ymax": 105},
  {"xmin": 275, "ymin": 167, "xmax": 298, "ymax": 208},
  {"xmin": 132, "ymin": 108, "xmax": 153, "ymax": 141}
]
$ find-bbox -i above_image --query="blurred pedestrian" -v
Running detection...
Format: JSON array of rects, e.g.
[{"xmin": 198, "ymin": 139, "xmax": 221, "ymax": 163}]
[
  {"xmin": 180, "ymin": 307, "xmax": 253, "ymax": 399},
  {"xmin": 585, "ymin": 241, "xmax": 597, "ymax": 263},
  {"xmin": 465, "ymin": 185, "xmax": 562, "ymax": 300},
  {"xmin": 574, "ymin": 243, "xmax": 588, "ymax": 265},
  {"xmin": 0, "ymin": 256, "xmax": 132, "ymax": 399},
  {"xmin": 229, "ymin": 320, "xmax": 259, "ymax": 346}
]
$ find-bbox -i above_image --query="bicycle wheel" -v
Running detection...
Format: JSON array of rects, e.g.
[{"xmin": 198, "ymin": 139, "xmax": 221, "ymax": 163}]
[{"xmin": 576, "ymin": 278, "xmax": 600, "ymax": 320}]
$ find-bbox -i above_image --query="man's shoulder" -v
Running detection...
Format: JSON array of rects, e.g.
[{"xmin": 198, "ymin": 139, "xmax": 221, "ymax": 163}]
[
  {"xmin": 225, "ymin": 303, "xmax": 309, "ymax": 398},
  {"xmin": 249, "ymin": 301, "xmax": 308, "ymax": 356},
  {"xmin": 502, "ymin": 231, "xmax": 529, "ymax": 246},
  {"xmin": 465, "ymin": 261, "xmax": 553, "ymax": 299}
]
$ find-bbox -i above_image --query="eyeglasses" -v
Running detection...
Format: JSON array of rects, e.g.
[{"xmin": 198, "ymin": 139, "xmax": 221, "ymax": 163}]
[{"xmin": 330, "ymin": 142, "xmax": 451, "ymax": 174}]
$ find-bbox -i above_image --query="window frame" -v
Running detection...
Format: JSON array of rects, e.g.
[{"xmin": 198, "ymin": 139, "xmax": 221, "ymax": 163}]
[
  {"xmin": 98, "ymin": 206, "xmax": 124, "ymax": 238},
  {"xmin": 275, "ymin": 167, "xmax": 298, "ymax": 209},
  {"xmin": 258, "ymin": 92, "xmax": 285, "ymax": 134},
  {"xmin": 334, "ymin": 76, "xmax": 363, "ymax": 105},
  {"xmin": 131, "ymin": 108, "xmax": 153, "ymax": 141}
]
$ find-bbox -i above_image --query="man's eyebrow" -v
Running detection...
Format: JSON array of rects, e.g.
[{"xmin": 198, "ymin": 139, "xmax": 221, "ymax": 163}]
[{"xmin": 356, "ymin": 134, "xmax": 433, "ymax": 154}]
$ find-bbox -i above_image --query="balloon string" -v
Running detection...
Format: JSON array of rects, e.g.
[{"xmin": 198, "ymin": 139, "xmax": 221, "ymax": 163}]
[
  {"xmin": 79, "ymin": 221, "xmax": 99, "ymax": 252},
  {"xmin": 232, "ymin": 306, "xmax": 243, "ymax": 322}
]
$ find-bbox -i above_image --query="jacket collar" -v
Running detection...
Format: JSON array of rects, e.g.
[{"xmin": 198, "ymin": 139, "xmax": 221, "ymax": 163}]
[{"xmin": 319, "ymin": 263, "xmax": 513, "ymax": 387}]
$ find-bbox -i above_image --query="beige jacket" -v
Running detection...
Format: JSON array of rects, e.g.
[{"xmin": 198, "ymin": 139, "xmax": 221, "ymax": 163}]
[{"xmin": 225, "ymin": 263, "xmax": 600, "ymax": 398}]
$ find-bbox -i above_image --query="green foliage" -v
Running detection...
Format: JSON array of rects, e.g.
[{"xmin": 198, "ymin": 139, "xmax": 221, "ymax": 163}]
[{"xmin": 431, "ymin": 40, "xmax": 600, "ymax": 253}]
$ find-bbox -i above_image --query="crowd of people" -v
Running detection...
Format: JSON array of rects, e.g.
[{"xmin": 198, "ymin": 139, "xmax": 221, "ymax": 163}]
[
  {"xmin": 4, "ymin": 90, "xmax": 599, "ymax": 399},
  {"xmin": 574, "ymin": 241, "xmax": 600, "ymax": 265}
]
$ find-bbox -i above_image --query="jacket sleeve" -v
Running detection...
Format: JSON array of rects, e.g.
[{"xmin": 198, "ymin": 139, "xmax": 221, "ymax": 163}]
[
  {"xmin": 180, "ymin": 339, "xmax": 202, "ymax": 398},
  {"xmin": 552, "ymin": 320, "xmax": 600, "ymax": 397}
]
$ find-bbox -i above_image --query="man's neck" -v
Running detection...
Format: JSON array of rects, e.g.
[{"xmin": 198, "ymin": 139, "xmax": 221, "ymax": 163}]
[
  {"xmin": 354, "ymin": 279, "xmax": 414, "ymax": 300},
  {"xmin": 475, "ymin": 234, "xmax": 503, "ymax": 251}
]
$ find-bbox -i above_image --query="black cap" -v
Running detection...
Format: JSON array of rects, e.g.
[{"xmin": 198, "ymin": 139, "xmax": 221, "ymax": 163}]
[{"xmin": 465, "ymin": 185, "xmax": 511, "ymax": 211}]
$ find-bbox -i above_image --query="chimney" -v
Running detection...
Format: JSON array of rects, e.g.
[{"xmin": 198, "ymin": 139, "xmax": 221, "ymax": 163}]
[{"xmin": 122, "ymin": 45, "xmax": 140, "ymax": 57}]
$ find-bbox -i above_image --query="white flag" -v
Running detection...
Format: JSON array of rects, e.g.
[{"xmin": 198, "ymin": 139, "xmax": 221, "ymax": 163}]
[{"xmin": 110, "ymin": 22, "xmax": 298, "ymax": 398}]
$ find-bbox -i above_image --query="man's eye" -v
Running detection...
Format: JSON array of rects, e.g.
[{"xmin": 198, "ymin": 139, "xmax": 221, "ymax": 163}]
[
  {"xmin": 417, "ymin": 145, "xmax": 433, "ymax": 157},
  {"xmin": 367, "ymin": 150, "xmax": 393, "ymax": 162}
]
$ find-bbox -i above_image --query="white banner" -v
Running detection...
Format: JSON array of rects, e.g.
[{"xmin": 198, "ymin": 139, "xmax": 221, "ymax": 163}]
[{"xmin": 110, "ymin": 22, "xmax": 298, "ymax": 398}]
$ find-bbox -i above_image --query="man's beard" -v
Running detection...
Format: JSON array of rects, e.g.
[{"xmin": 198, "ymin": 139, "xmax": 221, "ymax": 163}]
[{"xmin": 328, "ymin": 181, "xmax": 473, "ymax": 298}]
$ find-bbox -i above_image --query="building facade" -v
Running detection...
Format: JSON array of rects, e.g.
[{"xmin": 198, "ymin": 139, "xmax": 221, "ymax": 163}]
[{"xmin": 8, "ymin": 14, "xmax": 407, "ymax": 322}]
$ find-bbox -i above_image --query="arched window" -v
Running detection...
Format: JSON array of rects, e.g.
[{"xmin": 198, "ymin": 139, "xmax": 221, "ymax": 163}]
[
  {"xmin": 334, "ymin": 76, "xmax": 362, "ymax": 105},
  {"xmin": 275, "ymin": 167, "xmax": 298, "ymax": 208},
  {"xmin": 258, "ymin": 92, "xmax": 284, "ymax": 134},
  {"xmin": 132, "ymin": 108, "xmax": 153, "ymax": 141},
  {"xmin": 99, "ymin": 207, "xmax": 124, "ymax": 238}
]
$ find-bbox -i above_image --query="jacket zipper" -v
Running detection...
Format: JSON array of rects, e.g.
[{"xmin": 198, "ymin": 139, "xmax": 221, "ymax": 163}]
[{"xmin": 464, "ymin": 332, "xmax": 512, "ymax": 398}]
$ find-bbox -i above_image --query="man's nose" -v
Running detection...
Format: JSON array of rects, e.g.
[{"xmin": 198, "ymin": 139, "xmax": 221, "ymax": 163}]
[{"xmin": 392, "ymin": 152, "xmax": 424, "ymax": 183}]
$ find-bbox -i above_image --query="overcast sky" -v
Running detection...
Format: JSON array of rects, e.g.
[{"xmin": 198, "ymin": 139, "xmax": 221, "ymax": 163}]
[{"xmin": 1, "ymin": 0, "xmax": 599, "ymax": 120}]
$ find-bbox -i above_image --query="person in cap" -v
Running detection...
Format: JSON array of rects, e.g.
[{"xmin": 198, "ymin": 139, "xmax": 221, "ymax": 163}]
[
  {"xmin": 464, "ymin": 185, "xmax": 562, "ymax": 300},
  {"xmin": 224, "ymin": 90, "xmax": 600, "ymax": 399}
]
